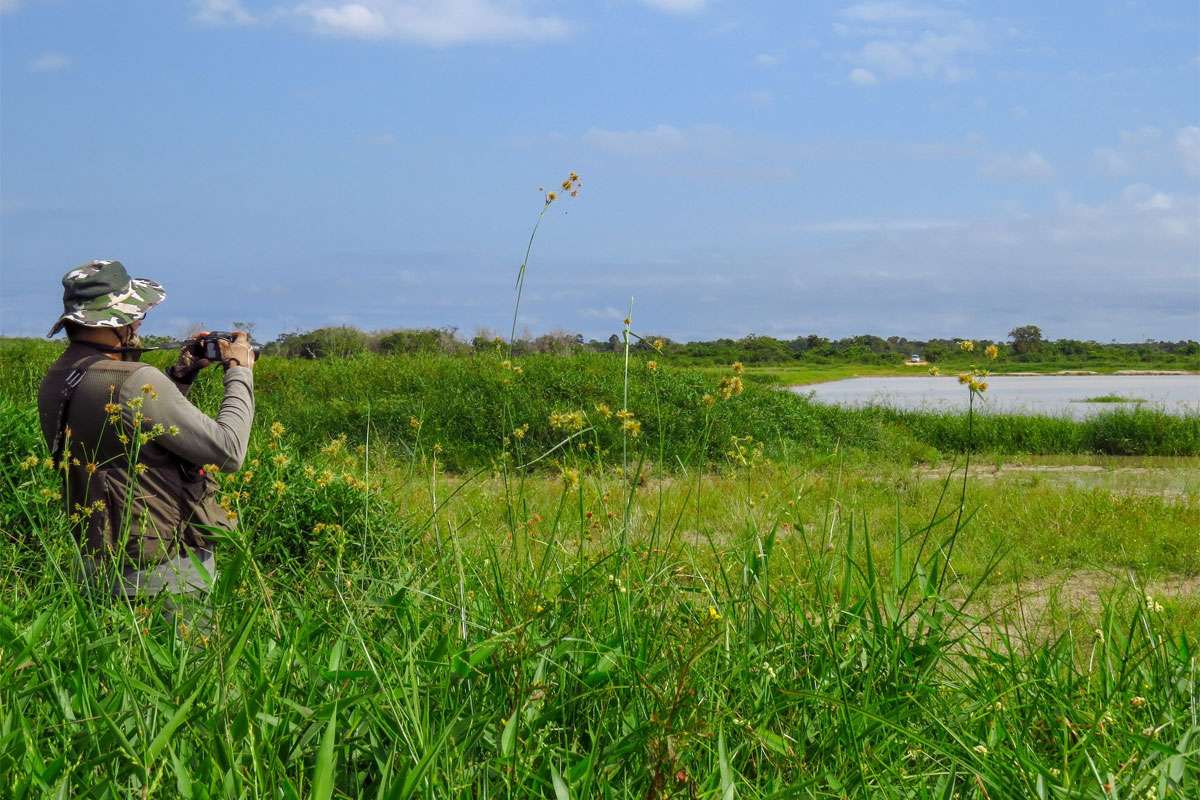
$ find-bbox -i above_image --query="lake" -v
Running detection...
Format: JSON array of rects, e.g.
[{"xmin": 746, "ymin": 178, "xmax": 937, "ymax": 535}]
[{"xmin": 792, "ymin": 375, "xmax": 1200, "ymax": 418}]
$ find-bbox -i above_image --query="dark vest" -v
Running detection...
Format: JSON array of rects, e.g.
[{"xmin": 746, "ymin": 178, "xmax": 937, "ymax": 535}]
[{"xmin": 37, "ymin": 344, "xmax": 227, "ymax": 569}]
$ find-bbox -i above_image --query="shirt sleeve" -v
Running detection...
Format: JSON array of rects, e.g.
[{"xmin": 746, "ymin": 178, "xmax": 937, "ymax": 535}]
[{"xmin": 125, "ymin": 365, "xmax": 255, "ymax": 471}]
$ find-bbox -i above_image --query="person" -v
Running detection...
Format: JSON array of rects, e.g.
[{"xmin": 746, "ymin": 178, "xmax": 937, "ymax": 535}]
[{"xmin": 37, "ymin": 259, "xmax": 255, "ymax": 601}]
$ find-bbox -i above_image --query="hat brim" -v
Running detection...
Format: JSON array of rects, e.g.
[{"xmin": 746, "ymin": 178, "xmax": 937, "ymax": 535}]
[{"xmin": 48, "ymin": 277, "xmax": 166, "ymax": 337}]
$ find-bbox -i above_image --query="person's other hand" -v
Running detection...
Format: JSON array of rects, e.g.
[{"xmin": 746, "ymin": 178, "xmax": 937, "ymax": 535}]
[
  {"xmin": 169, "ymin": 331, "xmax": 213, "ymax": 382},
  {"xmin": 220, "ymin": 331, "xmax": 256, "ymax": 370}
]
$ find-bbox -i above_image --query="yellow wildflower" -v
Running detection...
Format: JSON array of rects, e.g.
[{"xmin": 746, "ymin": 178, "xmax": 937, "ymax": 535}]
[
  {"xmin": 272, "ymin": 480, "xmax": 287, "ymax": 496},
  {"xmin": 561, "ymin": 467, "xmax": 580, "ymax": 490},
  {"xmin": 653, "ymin": 338, "xmax": 665, "ymax": 351},
  {"xmin": 134, "ymin": 463, "xmax": 148, "ymax": 476},
  {"xmin": 959, "ymin": 340, "xmax": 975, "ymax": 352},
  {"xmin": 928, "ymin": 366, "xmax": 940, "ymax": 376},
  {"xmin": 718, "ymin": 375, "xmax": 744, "ymax": 400},
  {"xmin": 594, "ymin": 402, "xmax": 613, "ymax": 419},
  {"xmin": 545, "ymin": 191, "xmax": 557, "ymax": 203},
  {"xmin": 646, "ymin": 360, "xmax": 658, "ymax": 372},
  {"xmin": 549, "ymin": 410, "xmax": 586, "ymax": 432},
  {"xmin": 19, "ymin": 454, "xmax": 40, "ymax": 470},
  {"xmin": 140, "ymin": 383, "xmax": 158, "ymax": 399},
  {"xmin": 270, "ymin": 421, "xmax": 286, "ymax": 438},
  {"xmin": 85, "ymin": 462, "xmax": 98, "ymax": 476},
  {"xmin": 272, "ymin": 453, "xmax": 290, "ymax": 467},
  {"xmin": 168, "ymin": 425, "xmax": 180, "ymax": 436},
  {"xmin": 731, "ymin": 362, "xmax": 744, "ymax": 375},
  {"xmin": 702, "ymin": 393, "xmax": 715, "ymax": 407},
  {"xmin": 409, "ymin": 416, "xmax": 422, "ymax": 431},
  {"xmin": 104, "ymin": 402, "xmax": 121, "ymax": 415},
  {"xmin": 985, "ymin": 344, "xmax": 999, "ymax": 360},
  {"xmin": 321, "ymin": 436, "xmax": 346, "ymax": 457},
  {"xmin": 707, "ymin": 606, "xmax": 721, "ymax": 621},
  {"xmin": 621, "ymin": 419, "xmax": 642, "ymax": 437},
  {"xmin": 513, "ymin": 423, "xmax": 529, "ymax": 440}
]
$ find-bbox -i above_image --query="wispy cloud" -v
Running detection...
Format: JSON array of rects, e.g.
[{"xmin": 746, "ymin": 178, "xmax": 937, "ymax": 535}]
[
  {"xmin": 28, "ymin": 51, "xmax": 71, "ymax": 72},
  {"xmin": 583, "ymin": 123, "xmax": 689, "ymax": 156},
  {"xmin": 1177, "ymin": 126, "xmax": 1200, "ymax": 177},
  {"xmin": 848, "ymin": 67, "xmax": 877, "ymax": 85},
  {"xmin": 838, "ymin": 1, "xmax": 986, "ymax": 85},
  {"xmin": 298, "ymin": 0, "xmax": 570, "ymax": 44},
  {"xmin": 640, "ymin": 0, "xmax": 706, "ymax": 13},
  {"xmin": 0, "ymin": 0, "xmax": 23, "ymax": 14},
  {"xmin": 754, "ymin": 52, "xmax": 783, "ymax": 67},
  {"xmin": 980, "ymin": 150, "xmax": 1054, "ymax": 182},
  {"xmin": 796, "ymin": 217, "xmax": 962, "ymax": 234},
  {"xmin": 1092, "ymin": 147, "xmax": 1131, "ymax": 176},
  {"xmin": 193, "ymin": 0, "xmax": 256, "ymax": 25}
]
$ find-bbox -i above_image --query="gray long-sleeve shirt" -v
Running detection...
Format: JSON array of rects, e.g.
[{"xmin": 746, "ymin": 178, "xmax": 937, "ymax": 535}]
[
  {"xmin": 37, "ymin": 343, "xmax": 256, "ymax": 592},
  {"xmin": 129, "ymin": 363, "xmax": 255, "ymax": 471}
]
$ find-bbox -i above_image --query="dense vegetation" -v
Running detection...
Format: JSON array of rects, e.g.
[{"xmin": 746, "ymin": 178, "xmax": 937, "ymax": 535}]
[
  {"xmin": 3, "ymin": 371, "xmax": 1198, "ymax": 796},
  {"xmin": 2, "ymin": 340, "xmax": 1197, "ymax": 469},
  {"xmin": 136, "ymin": 322, "xmax": 1199, "ymax": 371},
  {"xmin": 2, "ymin": 333, "xmax": 1198, "ymax": 796}
]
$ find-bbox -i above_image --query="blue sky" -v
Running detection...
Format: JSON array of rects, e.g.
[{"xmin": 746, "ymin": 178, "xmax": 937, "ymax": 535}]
[{"xmin": 2, "ymin": 0, "xmax": 1198, "ymax": 342}]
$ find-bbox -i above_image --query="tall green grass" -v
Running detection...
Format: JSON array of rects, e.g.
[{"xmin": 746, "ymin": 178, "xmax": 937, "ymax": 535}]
[
  {"xmin": 3, "ymin": 413, "xmax": 1197, "ymax": 796},
  {"xmin": 3, "ymin": 341, "xmax": 1196, "ymax": 467}
]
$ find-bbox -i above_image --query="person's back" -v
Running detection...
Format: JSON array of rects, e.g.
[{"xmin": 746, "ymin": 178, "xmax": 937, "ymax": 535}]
[{"xmin": 37, "ymin": 260, "xmax": 256, "ymax": 598}]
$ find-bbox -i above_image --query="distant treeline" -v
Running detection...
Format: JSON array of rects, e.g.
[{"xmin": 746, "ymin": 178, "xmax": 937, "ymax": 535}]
[{"xmin": 232, "ymin": 324, "xmax": 1199, "ymax": 366}]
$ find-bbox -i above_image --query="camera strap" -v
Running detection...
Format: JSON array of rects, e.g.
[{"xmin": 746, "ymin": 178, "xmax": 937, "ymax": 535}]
[{"xmin": 50, "ymin": 354, "xmax": 107, "ymax": 468}]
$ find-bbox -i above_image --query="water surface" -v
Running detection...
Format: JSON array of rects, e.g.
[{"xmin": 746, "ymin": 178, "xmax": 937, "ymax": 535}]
[{"xmin": 792, "ymin": 375, "xmax": 1200, "ymax": 418}]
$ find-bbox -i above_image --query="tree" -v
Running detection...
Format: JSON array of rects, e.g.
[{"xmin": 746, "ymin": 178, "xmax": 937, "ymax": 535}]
[{"xmin": 1008, "ymin": 325, "xmax": 1044, "ymax": 355}]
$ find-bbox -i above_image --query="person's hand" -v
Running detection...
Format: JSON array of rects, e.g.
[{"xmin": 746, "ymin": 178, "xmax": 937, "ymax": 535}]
[
  {"xmin": 220, "ymin": 331, "xmax": 256, "ymax": 370},
  {"xmin": 169, "ymin": 331, "xmax": 213, "ymax": 382}
]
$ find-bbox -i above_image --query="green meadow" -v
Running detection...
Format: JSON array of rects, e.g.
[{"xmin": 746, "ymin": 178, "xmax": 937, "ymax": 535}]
[{"xmin": 2, "ymin": 336, "xmax": 1198, "ymax": 798}]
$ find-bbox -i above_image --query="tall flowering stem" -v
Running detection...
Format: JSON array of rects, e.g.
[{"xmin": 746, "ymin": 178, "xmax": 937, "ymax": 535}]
[{"xmin": 507, "ymin": 173, "xmax": 581, "ymax": 359}]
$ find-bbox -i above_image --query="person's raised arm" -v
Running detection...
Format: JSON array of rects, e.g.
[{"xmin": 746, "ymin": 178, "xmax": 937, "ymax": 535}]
[{"xmin": 131, "ymin": 335, "xmax": 255, "ymax": 470}]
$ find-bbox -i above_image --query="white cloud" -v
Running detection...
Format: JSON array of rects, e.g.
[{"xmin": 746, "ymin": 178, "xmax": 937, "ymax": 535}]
[
  {"xmin": 1092, "ymin": 146, "xmax": 1131, "ymax": 176},
  {"xmin": 640, "ymin": 0, "xmax": 705, "ymax": 12},
  {"xmin": 848, "ymin": 67, "xmax": 878, "ymax": 85},
  {"xmin": 745, "ymin": 89, "xmax": 774, "ymax": 108},
  {"xmin": 980, "ymin": 150, "xmax": 1055, "ymax": 182},
  {"xmin": 28, "ymin": 51, "xmax": 71, "ymax": 72},
  {"xmin": 841, "ymin": 2, "xmax": 944, "ymax": 23},
  {"xmin": 797, "ymin": 218, "xmax": 962, "ymax": 233},
  {"xmin": 362, "ymin": 132, "xmax": 397, "ymax": 145},
  {"xmin": 839, "ymin": 3, "xmax": 985, "ymax": 83},
  {"xmin": 0, "ymin": 0, "xmax": 23, "ymax": 14},
  {"xmin": 583, "ymin": 124, "xmax": 688, "ymax": 156},
  {"xmin": 1177, "ymin": 126, "xmax": 1200, "ymax": 177},
  {"xmin": 299, "ymin": 0, "xmax": 569, "ymax": 43},
  {"xmin": 1121, "ymin": 184, "xmax": 1173, "ymax": 212},
  {"xmin": 754, "ymin": 52, "xmax": 782, "ymax": 67},
  {"xmin": 193, "ymin": 0, "xmax": 256, "ymax": 25},
  {"xmin": 1090, "ymin": 125, "xmax": 1196, "ymax": 179}
]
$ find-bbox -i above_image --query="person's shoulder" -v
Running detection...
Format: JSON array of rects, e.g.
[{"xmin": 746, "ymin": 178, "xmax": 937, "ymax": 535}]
[{"xmin": 111, "ymin": 363, "xmax": 175, "ymax": 399}]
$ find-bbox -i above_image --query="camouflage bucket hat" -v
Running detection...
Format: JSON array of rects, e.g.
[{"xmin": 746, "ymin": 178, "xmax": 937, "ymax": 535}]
[{"xmin": 47, "ymin": 260, "xmax": 166, "ymax": 337}]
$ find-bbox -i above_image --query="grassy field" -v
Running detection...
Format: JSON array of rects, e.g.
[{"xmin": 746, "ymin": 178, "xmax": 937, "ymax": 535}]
[{"xmin": 1, "ymin": 339, "xmax": 1198, "ymax": 797}]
